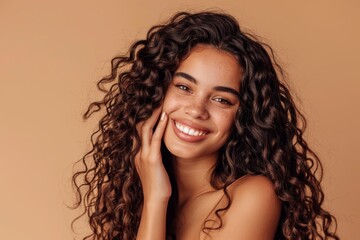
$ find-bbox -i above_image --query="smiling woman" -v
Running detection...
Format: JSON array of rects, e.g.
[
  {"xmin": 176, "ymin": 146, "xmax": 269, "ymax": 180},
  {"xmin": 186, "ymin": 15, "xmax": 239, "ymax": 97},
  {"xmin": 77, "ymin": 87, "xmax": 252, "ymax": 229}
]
[
  {"xmin": 163, "ymin": 45, "xmax": 241, "ymax": 159},
  {"xmin": 72, "ymin": 11, "xmax": 339, "ymax": 240}
]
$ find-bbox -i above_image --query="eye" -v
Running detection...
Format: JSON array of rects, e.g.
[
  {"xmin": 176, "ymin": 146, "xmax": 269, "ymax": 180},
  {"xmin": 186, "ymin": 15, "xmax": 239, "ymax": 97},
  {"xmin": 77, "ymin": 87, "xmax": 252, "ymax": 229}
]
[
  {"xmin": 176, "ymin": 84, "xmax": 191, "ymax": 92},
  {"xmin": 213, "ymin": 97, "xmax": 232, "ymax": 105}
]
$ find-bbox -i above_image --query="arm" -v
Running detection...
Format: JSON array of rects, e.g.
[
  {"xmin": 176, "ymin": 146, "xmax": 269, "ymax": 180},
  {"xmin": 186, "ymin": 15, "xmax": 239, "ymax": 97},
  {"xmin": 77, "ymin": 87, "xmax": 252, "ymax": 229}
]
[
  {"xmin": 137, "ymin": 200, "xmax": 169, "ymax": 240},
  {"xmin": 135, "ymin": 108, "xmax": 171, "ymax": 240}
]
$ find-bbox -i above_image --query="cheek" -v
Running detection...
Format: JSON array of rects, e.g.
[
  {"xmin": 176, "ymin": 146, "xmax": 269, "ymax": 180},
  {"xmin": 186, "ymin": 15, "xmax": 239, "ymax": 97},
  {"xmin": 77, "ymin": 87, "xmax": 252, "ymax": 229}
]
[
  {"xmin": 214, "ymin": 110, "xmax": 237, "ymax": 135},
  {"xmin": 162, "ymin": 97, "xmax": 172, "ymax": 113},
  {"xmin": 162, "ymin": 92, "xmax": 183, "ymax": 113}
]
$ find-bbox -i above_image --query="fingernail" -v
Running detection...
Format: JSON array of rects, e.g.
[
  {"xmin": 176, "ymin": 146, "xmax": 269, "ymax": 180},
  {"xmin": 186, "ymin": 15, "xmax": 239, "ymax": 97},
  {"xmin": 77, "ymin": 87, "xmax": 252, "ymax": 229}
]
[{"xmin": 160, "ymin": 112, "xmax": 166, "ymax": 121}]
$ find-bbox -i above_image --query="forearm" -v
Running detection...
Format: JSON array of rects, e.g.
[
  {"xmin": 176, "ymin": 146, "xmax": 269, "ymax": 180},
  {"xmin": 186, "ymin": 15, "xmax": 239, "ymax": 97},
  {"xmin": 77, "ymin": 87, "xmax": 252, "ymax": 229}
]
[{"xmin": 136, "ymin": 200, "xmax": 169, "ymax": 240}]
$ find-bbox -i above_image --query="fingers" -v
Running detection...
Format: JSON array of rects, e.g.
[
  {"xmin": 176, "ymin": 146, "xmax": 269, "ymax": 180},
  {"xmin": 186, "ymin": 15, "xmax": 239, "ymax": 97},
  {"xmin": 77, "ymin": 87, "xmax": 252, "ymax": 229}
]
[
  {"xmin": 151, "ymin": 112, "xmax": 168, "ymax": 150},
  {"xmin": 140, "ymin": 107, "xmax": 163, "ymax": 147}
]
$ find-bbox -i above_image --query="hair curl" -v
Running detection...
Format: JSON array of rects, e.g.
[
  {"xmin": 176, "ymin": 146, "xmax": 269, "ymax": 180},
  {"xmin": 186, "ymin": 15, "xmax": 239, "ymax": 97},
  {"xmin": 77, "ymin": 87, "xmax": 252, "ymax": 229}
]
[{"xmin": 72, "ymin": 11, "xmax": 339, "ymax": 240}]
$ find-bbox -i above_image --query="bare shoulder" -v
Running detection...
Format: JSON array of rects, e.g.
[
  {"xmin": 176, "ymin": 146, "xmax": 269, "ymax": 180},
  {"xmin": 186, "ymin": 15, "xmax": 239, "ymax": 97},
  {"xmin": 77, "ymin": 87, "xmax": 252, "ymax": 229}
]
[
  {"xmin": 208, "ymin": 175, "xmax": 281, "ymax": 240},
  {"xmin": 229, "ymin": 175, "xmax": 280, "ymax": 203}
]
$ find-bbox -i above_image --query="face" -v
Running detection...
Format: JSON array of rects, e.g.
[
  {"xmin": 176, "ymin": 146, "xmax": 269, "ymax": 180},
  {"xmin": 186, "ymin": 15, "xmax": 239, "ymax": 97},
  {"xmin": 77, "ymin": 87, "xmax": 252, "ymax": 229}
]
[{"xmin": 162, "ymin": 44, "xmax": 242, "ymax": 161}]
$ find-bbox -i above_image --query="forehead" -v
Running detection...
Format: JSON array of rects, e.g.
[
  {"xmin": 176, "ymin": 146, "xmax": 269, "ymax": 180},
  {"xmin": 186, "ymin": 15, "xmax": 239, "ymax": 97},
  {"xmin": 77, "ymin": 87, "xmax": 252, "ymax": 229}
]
[{"xmin": 176, "ymin": 45, "xmax": 243, "ymax": 89}]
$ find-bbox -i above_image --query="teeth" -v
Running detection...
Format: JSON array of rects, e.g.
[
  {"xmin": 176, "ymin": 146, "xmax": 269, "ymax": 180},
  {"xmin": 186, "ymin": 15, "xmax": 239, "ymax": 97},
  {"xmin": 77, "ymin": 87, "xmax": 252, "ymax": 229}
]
[
  {"xmin": 175, "ymin": 121, "xmax": 207, "ymax": 136},
  {"xmin": 183, "ymin": 126, "xmax": 190, "ymax": 134}
]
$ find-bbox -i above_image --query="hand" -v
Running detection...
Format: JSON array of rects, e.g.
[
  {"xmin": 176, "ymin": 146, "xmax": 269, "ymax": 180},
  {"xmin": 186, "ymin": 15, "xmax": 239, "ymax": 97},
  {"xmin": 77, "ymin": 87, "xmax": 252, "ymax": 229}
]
[{"xmin": 135, "ymin": 107, "xmax": 171, "ymax": 202}]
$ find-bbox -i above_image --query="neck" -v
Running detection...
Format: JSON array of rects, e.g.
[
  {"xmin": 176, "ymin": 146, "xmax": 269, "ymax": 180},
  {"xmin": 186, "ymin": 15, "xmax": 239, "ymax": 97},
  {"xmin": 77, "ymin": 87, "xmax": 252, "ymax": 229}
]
[{"xmin": 172, "ymin": 154, "xmax": 217, "ymax": 206}]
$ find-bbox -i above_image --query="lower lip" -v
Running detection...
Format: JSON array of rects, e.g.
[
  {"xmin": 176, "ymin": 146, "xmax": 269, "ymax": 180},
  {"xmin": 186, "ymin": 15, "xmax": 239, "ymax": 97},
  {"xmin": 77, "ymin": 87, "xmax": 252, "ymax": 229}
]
[{"xmin": 171, "ymin": 120, "xmax": 208, "ymax": 143}]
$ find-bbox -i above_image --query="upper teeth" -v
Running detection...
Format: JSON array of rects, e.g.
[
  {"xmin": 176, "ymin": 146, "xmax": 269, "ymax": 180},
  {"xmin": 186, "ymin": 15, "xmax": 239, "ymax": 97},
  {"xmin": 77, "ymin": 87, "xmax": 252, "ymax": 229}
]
[{"xmin": 175, "ymin": 121, "xmax": 208, "ymax": 136}]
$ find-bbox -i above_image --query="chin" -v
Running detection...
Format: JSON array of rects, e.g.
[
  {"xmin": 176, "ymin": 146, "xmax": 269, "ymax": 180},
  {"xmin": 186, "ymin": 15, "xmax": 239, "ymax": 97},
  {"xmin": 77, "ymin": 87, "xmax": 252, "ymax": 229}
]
[
  {"xmin": 163, "ymin": 138, "xmax": 218, "ymax": 162},
  {"xmin": 163, "ymin": 139, "xmax": 194, "ymax": 160}
]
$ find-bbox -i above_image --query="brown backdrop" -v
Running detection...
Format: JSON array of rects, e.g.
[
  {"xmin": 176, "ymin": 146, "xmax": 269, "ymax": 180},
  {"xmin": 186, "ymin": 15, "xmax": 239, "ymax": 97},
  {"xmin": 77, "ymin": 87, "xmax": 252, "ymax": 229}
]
[{"xmin": 0, "ymin": 0, "xmax": 359, "ymax": 239}]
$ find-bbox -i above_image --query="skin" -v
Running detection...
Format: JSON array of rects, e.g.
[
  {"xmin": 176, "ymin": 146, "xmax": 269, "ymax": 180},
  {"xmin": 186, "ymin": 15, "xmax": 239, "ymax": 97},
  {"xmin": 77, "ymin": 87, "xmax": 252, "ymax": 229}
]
[{"xmin": 135, "ymin": 45, "xmax": 281, "ymax": 240}]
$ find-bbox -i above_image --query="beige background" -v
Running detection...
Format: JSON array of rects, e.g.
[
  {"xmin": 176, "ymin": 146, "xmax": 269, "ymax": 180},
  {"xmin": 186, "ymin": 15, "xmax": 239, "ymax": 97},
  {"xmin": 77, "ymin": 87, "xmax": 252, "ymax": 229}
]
[{"xmin": 0, "ymin": 0, "xmax": 359, "ymax": 239}]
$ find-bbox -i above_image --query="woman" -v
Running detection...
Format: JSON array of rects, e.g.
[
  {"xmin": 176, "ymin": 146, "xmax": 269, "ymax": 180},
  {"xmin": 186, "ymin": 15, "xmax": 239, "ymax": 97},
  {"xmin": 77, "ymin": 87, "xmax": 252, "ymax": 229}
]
[{"xmin": 72, "ymin": 11, "xmax": 339, "ymax": 239}]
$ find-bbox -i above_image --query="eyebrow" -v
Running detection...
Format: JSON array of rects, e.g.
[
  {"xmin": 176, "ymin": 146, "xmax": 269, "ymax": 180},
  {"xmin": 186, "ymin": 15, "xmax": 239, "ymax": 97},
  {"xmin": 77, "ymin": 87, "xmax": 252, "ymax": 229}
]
[{"xmin": 173, "ymin": 72, "xmax": 240, "ymax": 96}]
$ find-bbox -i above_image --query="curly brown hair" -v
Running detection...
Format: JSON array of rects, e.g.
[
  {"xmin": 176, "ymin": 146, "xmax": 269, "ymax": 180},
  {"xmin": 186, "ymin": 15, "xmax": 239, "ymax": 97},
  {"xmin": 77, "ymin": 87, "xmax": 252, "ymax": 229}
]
[{"xmin": 72, "ymin": 11, "xmax": 339, "ymax": 240}]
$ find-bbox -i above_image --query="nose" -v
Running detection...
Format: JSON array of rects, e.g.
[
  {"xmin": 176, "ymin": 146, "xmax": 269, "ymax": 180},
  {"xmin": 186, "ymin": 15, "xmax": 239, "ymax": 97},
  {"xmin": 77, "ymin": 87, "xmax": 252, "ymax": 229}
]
[{"xmin": 184, "ymin": 98, "xmax": 209, "ymax": 120}]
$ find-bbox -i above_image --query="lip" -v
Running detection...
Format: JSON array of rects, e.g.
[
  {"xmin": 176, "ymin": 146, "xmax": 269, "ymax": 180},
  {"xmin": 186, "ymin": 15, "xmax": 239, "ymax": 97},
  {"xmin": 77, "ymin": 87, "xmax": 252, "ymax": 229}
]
[{"xmin": 171, "ymin": 119, "xmax": 210, "ymax": 143}]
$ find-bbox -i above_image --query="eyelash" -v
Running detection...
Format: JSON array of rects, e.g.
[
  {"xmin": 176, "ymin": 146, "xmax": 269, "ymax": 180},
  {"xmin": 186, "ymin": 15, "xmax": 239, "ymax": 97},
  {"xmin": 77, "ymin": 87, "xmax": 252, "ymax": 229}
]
[
  {"xmin": 213, "ymin": 98, "xmax": 231, "ymax": 105},
  {"xmin": 176, "ymin": 84, "xmax": 190, "ymax": 92},
  {"xmin": 175, "ymin": 84, "xmax": 233, "ymax": 105}
]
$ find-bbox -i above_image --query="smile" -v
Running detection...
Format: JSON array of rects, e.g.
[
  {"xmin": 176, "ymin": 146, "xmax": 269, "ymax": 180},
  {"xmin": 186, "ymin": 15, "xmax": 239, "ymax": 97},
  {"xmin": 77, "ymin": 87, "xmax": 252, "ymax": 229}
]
[{"xmin": 174, "ymin": 121, "xmax": 208, "ymax": 136}]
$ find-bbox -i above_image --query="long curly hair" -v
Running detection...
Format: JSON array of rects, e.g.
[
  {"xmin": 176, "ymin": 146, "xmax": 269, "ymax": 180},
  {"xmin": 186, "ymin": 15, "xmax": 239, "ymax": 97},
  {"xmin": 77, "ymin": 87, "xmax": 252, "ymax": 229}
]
[{"xmin": 72, "ymin": 11, "xmax": 339, "ymax": 240}]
